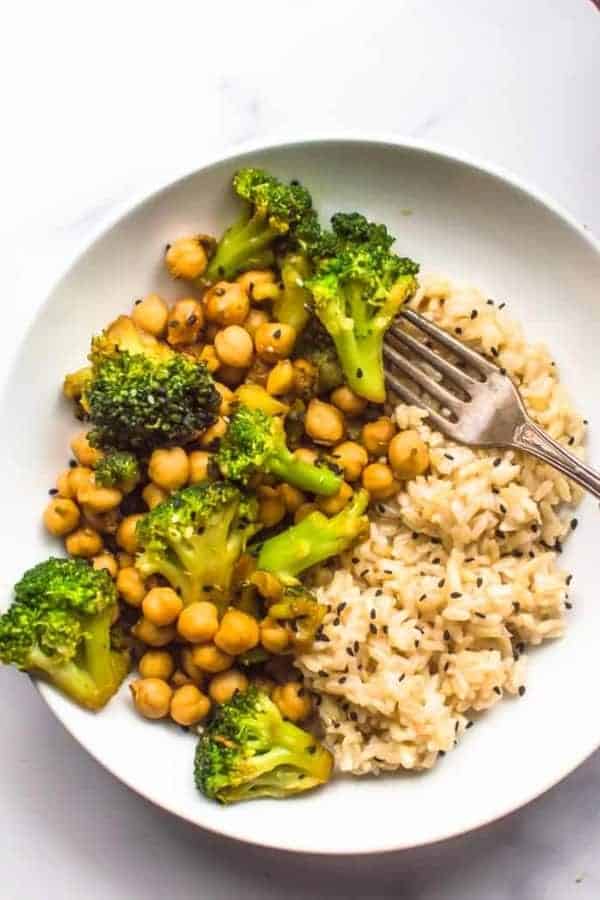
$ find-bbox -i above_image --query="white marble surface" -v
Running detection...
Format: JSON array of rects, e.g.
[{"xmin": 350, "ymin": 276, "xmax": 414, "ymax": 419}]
[{"xmin": 1, "ymin": 0, "xmax": 600, "ymax": 897}]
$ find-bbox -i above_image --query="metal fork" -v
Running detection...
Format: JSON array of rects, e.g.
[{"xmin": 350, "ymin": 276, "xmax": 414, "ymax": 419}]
[{"xmin": 383, "ymin": 308, "xmax": 600, "ymax": 499}]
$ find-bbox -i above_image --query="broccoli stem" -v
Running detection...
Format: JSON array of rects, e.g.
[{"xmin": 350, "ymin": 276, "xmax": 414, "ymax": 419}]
[
  {"xmin": 28, "ymin": 647, "xmax": 103, "ymax": 710},
  {"xmin": 331, "ymin": 328, "xmax": 386, "ymax": 403},
  {"xmin": 257, "ymin": 489, "xmax": 369, "ymax": 581},
  {"xmin": 268, "ymin": 453, "xmax": 341, "ymax": 497},
  {"xmin": 205, "ymin": 213, "xmax": 278, "ymax": 282},
  {"xmin": 273, "ymin": 253, "xmax": 312, "ymax": 333}
]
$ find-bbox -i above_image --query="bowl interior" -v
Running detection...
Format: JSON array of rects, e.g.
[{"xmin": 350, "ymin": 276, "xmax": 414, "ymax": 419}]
[{"xmin": 2, "ymin": 139, "xmax": 600, "ymax": 854}]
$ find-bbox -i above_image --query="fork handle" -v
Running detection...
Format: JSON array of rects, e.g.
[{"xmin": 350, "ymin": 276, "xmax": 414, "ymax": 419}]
[{"xmin": 512, "ymin": 419, "xmax": 600, "ymax": 500}]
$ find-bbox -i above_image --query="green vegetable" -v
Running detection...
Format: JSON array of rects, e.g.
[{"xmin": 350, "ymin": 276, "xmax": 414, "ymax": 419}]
[
  {"xmin": 195, "ymin": 687, "xmax": 332, "ymax": 803},
  {"xmin": 256, "ymin": 489, "xmax": 369, "ymax": 583},
  {"xmin": 294, "ymin": 318, "xmax": 344, "ymax": 395},
  {"xmin": 94, "ymin": 451, "xmax": 140, "ymax": 493},
  {"xmin": 205, "ymin": 168, "xmax": 315, "ymax": 282},
  {"xmin": 268, "ymin": 584, "xmax": 326, "ymax": 650},
  {"xmin": 0, "ymin": 558, "xmax": 129, "ymax": 710},
  {"xmin": 82, "ymin": 316, "xmax": 219, "ymax": 453},
  {"xmin": 272, "ymin": 252, "xmax": 313, "ymax": 333},
  {"xmin": 135, "ymin": 481, "xmax": 262, "ymax": 613},
  {"xmin": 216, "ymin": 404, "xmax": 342, "ymax": 496},
  {"xmin": 306, "ymin": 212, "xmax": 419, "ymax": 402}
]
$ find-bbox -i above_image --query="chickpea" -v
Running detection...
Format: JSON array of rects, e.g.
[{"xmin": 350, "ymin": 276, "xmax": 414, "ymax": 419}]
[
  {"xmin": 330, "ymin": 385, "xmax": 368, "ymax": 416},
  {"xmin": 68, "ymin": 466, "xmax": 94, "ymax": 497},
  {"xmin": 361, "ymin": 416, "xmax": 397, "ymax": 456},
  {"xmin": 116, "ymin": 514, "xmax": 144, "ymax": 554},
  {"xmin": 191, "ymin": 643, "xmax": 234, "ymax": 674},
  {"xmin": 214, "ymin": 381, "xmax": 235, "ymax": 416},
  {"xmin": 142, "ymin": 587, "xmax": 183, "ymax": 627},
  {"xmin": 139, "ymin": 649, "xmax": 176, "ymax": 681},
  {"xmin": 388, "ymin": 430, "xmax": 431, "ymax": 479},
  {"xmin": 43, "ymin": 497, "xmax": 80, "ymax": 536},
  {"xmin": 70, "ymin": 431, "xmax": 103, "ymax": 468},
  {"xmin": 204, "ymin": 281, "xmax": 249, "ymax": 326},
  {"xmin": 56, "ymin": 469, "xmax": 74, "ymax": 498},
  {"xmin": 130, "ymin": 678, "xmax": 172, "ymax": 719},
  {"xmin": 317, "ymin": 481, "xmax": 353, "ymax": 516},
  {"xmin": 305, "ymin": 399, "xmax": 346, "ymax": 445},
  {"xmin": 132, "ymin": 293, "xmax": 169, "ymax": 336},
  {"xmin": 132, "ymin": 617, "xmax": 177, "ymax": 648},
  {"xmin": 254, "ymin": 322, "xmax": 296, "ymax": 363},
  {"xmin": 165, "ymin": 236, "xmax": 208, "ymax": 280},
  {"xmin": 361, "ymin": 462, "xmax": 399, "ymax": 500},
  {"xmin": 170, "ymin": 684, "xmax": 211, "ymax": 725},
  {"xmin": 199, "ymin": 417, "xmax": 227, "ymax": 448},
  {"xmin": 77, "ymin": 481, "xmax": 123, "ymax": 513},
  {"xmin": 216, "ymin": 364, "xmax": 246, "ymax": 388},
  {"xmin": 250, "ymin": 570, "xmax": 283, "ymax": 602},
  {"xmin": 171, "ymin": 669, "xmax": 193, "ymax": 687},
  {"xmin": 258, "ymin": 494, "xmax": 286, "ymax": 528},
  {"xmin": 142, "ymin": 482, "xmax": 168, "ymax": 510},
  {"xmin": 244, "ymin": 308, "xmax": 270, "ymax": 338},
  {"xmin": 65, "ymin": 527, "xmax": 103, "ymax": 558},
  {"xmin": 199, "ymin": 344, "xmax": 220, "ymax": 373},
  {"xmin": 91, "ymin": 553, "xmax": 118, "ymax": 578},
  {"xmin": 181, "ymin": 647, "xmax": 206, "ymax": 685},
  {"xmin": 279, "ymin": 483, "xmax": 305, "ymax": 514},
  {"xmin": 82, "ymin": 506, "xmax": 120, "ymax": 535},
  {"xmin": 260, "ymin": 618, "xmax": 290, "ymax": 654},
  {"xmin": 208, "ymin": 669, "xmax": 249, "ymax": 705},
  {"xmin": 214, "ymin": 325, "xmax": 254, "ymax": 368},
  {"xmin": 148, "ymin": 447, "xmax": 189, "ymax": 491},
  {"xmin": 187, "ymin": 450, "xmax": 211, "ymax": 484},
  {"xmin": 331, "ymin": 441, "xmax": 368, "ymax": 482},
  {"xmin": 266, "ymin": 359, "xmax": 294, "ymax": 396},
  {"xmin": 166, "ymin": 298, "xmax": 204, "ymax": 346},
  {"xmin": 214, "ymin": 609, "xmax": 260, "ymax": 656},
  {"xmin": 294, "ymin": 502, "xmax": 318, "ymax": 524},
  {"xmin": 293, "ymin": 447, "xmax": 318, "ymax": 465},
  {"xmin": 116, "ymin": 567, "xmax": 146, "ymax": 606},
  {"xmin": 236, "ymin": 269, "xmax": 276, "ymax": 300},
  {"xmin": 272, "ymin": 682, "xmax": 312, "ymax": 722},
  {"xmin": 177, "ymin": 601, "xmax": 219, "ymax": 644}
]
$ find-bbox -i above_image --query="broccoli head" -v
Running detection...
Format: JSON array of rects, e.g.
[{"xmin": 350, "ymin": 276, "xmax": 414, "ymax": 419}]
[
  {"xmin": 306, "ymin": 213, "xmax": 419, "ymax": 402},
  {"xmin": 256, "ymin": 489, "xmax": 369, "ymax": 583},
  {"xmin": 82, "ymin": 316, "xmax": 219, "ymax": 452},
  {"xmin": 94, "ymin": 451, "xmax": 140, "ymax": 493},
  {"xmin": 267, "ymin": 585, "xmax": 326, "ymax": 650},
  {"xmin": 205, "ymin": 169, "xmax": 315, "ymax": 282},
  {"xmin": 216, "ymin": 404, "xmax": 342, "ymax": 496},
  {"xmin": 135, "ymin": 481, "xmax": 262, "ymax": 612},
  {"xmin": 195, "ymin": 687, "xmax": 332, "ymax": 803},
  {"xmin": 0, "ymin": 558, "xmax": 129, "ymax": 710}
]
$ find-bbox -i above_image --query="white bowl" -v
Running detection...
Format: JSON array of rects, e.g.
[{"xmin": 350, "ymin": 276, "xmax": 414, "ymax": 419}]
[{"xmin": 2, "ymin": 137, "xmax": 600, "ymax": 855}]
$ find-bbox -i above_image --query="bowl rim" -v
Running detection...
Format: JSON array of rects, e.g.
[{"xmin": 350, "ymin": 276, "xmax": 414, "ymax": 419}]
[{"xmin": 15, "ymin": 132, "xmax": 600, "ymax": 855}]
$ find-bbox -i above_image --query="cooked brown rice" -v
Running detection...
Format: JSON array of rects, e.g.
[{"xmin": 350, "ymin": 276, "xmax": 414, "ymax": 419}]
[{"xmin": 296, "ymin": 274, "xmax": 585, "ymax": 775}]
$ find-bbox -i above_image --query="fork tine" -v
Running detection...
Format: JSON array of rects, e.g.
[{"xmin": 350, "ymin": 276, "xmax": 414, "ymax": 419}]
[
  {"xmin": 387, "ymin": 326, "xmax": 477, "ymax": 392},
  {"xmin": 385, "ymin": 369, "xmax": 461, "ymax": 438},
  {"xmin": 383, "ymin": 342, "xmax": 467, "ymax": 413},
  {"xmin": 398, "ymin": 309, "xmax": 497, "ymax": 375}
]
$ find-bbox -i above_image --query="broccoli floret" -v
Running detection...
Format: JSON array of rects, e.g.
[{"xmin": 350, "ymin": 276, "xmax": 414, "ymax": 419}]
[
  {"xmin": 0, "ymin": 558, "xmax": 129, "ymax": 710},
  {"xmin": 205, "ymin": 169, "xmax": 315, "ymax": 282},
  {"xmin": 256, "ymin": 489, "xmax": 369, "ymax": 583},
  {"xmin": 216, "ymin": 404, "xmax": 342, "ymax": 497},
  {"xmin": 194, "ymin": 687, "xmax": 332, "ymax": 803},
  {"xmin": 306, "ymin": 213, "xmax": 419, "ymax": 402},
  {"xmin": 82, "ymin": 316, "xmax": 219, "ymax": 452},
  {"xmin": 272, "ymin": 252, "xmax": 313, "ymax": 333},
  {"xmin": 294, "ymin": 318, "xmax": 344, "ymax": 395},
  {"xmin": 135, "ymin": 482, "xmax": 262, "ymax": 612},
  {"xmin": 94, "ymin": 451, "xmax": 140, "ymax": 493},
  {"xmin": 63, "ymin": 366, "xmax": 92, "ymax": 406},
  {"xmin": 268, "ymin": 585, "xmax": 326, "ymax": 650}
]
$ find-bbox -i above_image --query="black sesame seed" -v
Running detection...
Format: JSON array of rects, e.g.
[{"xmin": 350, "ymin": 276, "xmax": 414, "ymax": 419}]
[
  {"xmin": 318, "ymin": 670, "xmax": 328, "ymax": 678},
  {"xmin": 369, "ymin": 623, "xmax": 377, "ymax": 636},
  {"xmin": 273, "ymin": 328, "xmax": 282, "ymax": 339},
  {"xmin": 565, "ymin": 601, "xmax": 573, "ymax": 610},
  {"xmin": 566, "ymin": 574, "xmax": 573, "ymax": 585},
  {"xmin": 444, "ymin": 453, "xmax": 454, "ymax": 461},
  {"xmin": 349, "ymin": 711, "xmax": 358, "ymax": 722},
  {"xmin": 48, "ymin": 488, "xmax": 58, "ymax": 495},
  {"xmin": 512, "ymin": 550, "xmax": 524, "ymax": 558},
  {"xmin": 412, "ymin": 531, "xmax": 419, "ymax": 539},
  {"xmin": 134, "ymin": 298, "xmax": 142, "ymax": 305},
  {"xmin": 419, "ymin": 593, "xmax": 427, "ymax": 602},
  {"xmin": 493, "ymin": 458, "xmax": 501, "ymax": 467},
  {"xmin": 513, "ymin": 602, "xmax": 520, "ymax": 612},
  {"xmin": 384, "ymin": 569, "xmax": 393, "ymax": 575},
  {"xmin": 356, "ymin": 368, "xmax": 363, "ymax": 379},
  {"xmin": 443, "ymin": 630, "xmax": 450, "ymax": 641},
  {"xmin": 398, "ymin": 674, "xmax": 405, "ymax": 683},
  {"xmin": 568, "ymin": 436, "xmax": 575, "ymax": 446},
  {"xmin": 455, "ymin": 327, "xmax": 463, "ymax": 335},
  {"xmin": 455, "ymin": 720, "xmax": 460, "ymax": 732},
  {"xmin": 307, "ymin": 744, "xmax": 317, "ymax": 754},
  {"xmin": 68, "ymin": 459, "xmax": 77, "ymax": 468},
  {"xmin": 438, "ymin": 579, "xmax": 445, "ymax": 588},
  {"xmin": 333, "ymin": 617, "xmax": 340, "ymax": 627},
  {"xmin": 354, "ymin": 641, "xmax": 359, "ymax": 652},
  {"xmin": 476, "ymin": 577, "xmax": 483, "ymax": 588},
  {"xmin": 493, "ymin": 686, "xmax": 502, "ymax": 695},
  {"xmin": 465, "ymin": 557, "xmax": 474, "ymax": 563},
  {"xmin": 491, "ymin": 346, "xmax": 499, "ymax": 357},
  {"xmin": 470, "ymin": 309, "xmax": 478, "ymax": 320},
  {"xmin": 571, "ymin": 518, "xmax": 578, "ymax": 530},
  {"xmin": 499, "ymin": 504, "xmax": 507, "ymax": 514},
  {"xmin": 337, "ymin": 602, "xmax": 347, "ymax": 613},
  {"xmin": 466, "ymin": 720, "xmax": 474, "ymax": 729},
  {"xmin": 499, "ymin": 302, "xmax": 506, "ymax": 310},
  {"xmin": 370, "ymin": 609, "xmax": 376, "ymax": 620},
  {"xmin": 475, "ymin": 612, "xmax": 485, "ymax": 619},
  {"xmin": 499, "ymin": 367, "xmax": 507, "ymax": 376},
  {"xmin": 432, "ymin": 557, "xmax": 441, "ymax": 565},
  {"xmin": 518, "ymin": 685, "xmax": 526, "ymax": 697},
  {"xmin": 346, "ymin": 647, "xmax": 354, "ymax": 657},
  {"xmin": 450, "ymin": 591, "xmax": 462, "ymax": 599},
  {"xmin": 382, "ymin": 625, "xmax": 389, "ymax": 635},
  {"xmin": 375, "ymin": 589, "xmax": 383, "ymax": 597},
  {"xmin": 360, "ymin": 569, "xmax": 369, "ymax": 578},
  {"xmin": 487, "ymin": 299, "xmax": 495, "ymax": 305},
  {"xmin": 339, "ymin": 676, "xmax": 347, "ymax": 685}
]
